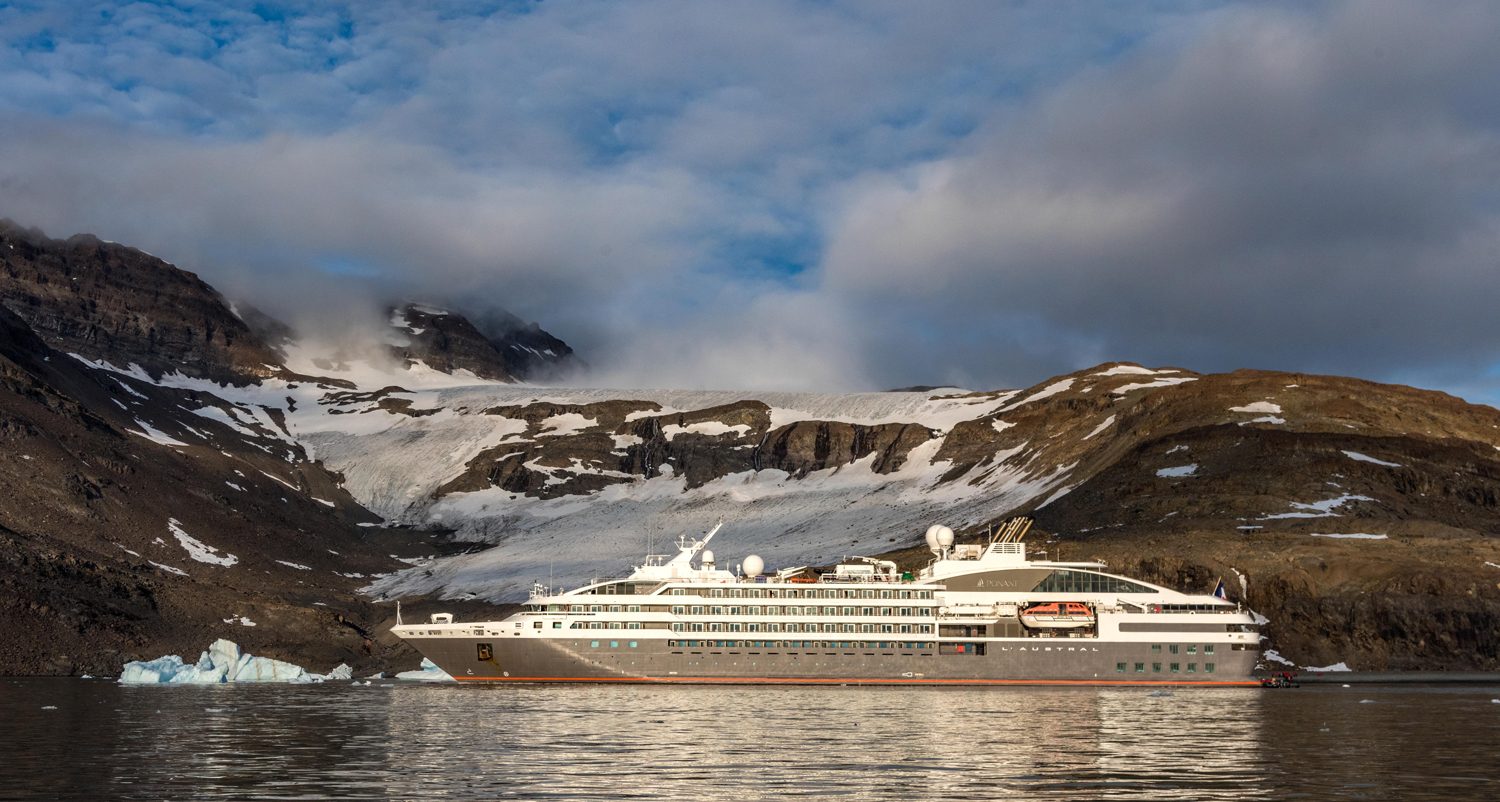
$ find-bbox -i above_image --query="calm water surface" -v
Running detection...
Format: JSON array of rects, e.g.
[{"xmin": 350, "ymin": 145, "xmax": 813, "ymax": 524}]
[{"xmin": 2, "ymin": 679, "xmax": 1498, "ymax": 801}]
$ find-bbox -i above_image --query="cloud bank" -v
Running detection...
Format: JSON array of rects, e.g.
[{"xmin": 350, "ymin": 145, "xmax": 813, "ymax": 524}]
[{"xmin": 1, "ymin": 1, "xmax": 1498, "ymax": 400}]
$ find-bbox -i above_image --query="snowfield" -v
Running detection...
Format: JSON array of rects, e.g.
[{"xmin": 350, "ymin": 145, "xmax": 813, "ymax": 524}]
[{"xmin": 66, "ymin": 353, "xmax": 1275, "ymax": 601}]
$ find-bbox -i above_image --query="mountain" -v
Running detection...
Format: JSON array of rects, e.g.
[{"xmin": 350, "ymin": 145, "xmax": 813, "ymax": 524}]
[
  {"xmin": 0, "ymin": 219, "xmax": 283, "ymax": 382},
  {"xmin": 296, "ymin": 366, "xmax": 1500, "ymax": 670},
  {"xmin": 1, "ymin": 221, "xmax": 1497, "ymax": 674}
]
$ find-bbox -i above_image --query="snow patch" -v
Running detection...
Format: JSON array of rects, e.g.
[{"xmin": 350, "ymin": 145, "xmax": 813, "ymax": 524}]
[
  {"xmin": 1230, "ymin": 401, "xmax": 1282, "ymax": 414},
  {"xmin": 1342, "ymin": 450, "xmax": 1401, "ymax": 468},
  {"xmin": 128, "ymin": 420, "xmax": 188, "ymax": 447},
  {"xmin": 168, "ymin": 518, "xmax": 237, "ymax": 567},
  {"xmin": 1310, "ymin": 533, "xmax": 1388, "ymax": 540},
  {"xmin": 1305, "ymin": 662, "xmax": 1352, "ymax": 672},
  {"xmin": 1094, "ymin": 365, "xmax": 1176, "ymax": 377},
  {"xmin": 1156, "ymin": 464, "xmax": 1197, "ymax": 478},
  {"xmin": 1001, "ymin": 378, "xmax": 1074, "ymax": 410},
  {"xmin": 538, "ymin": 413, "xmax": 597, "ymax": 436},
  {"xmin": 1238, "ymin": 416, "xmax": 1286, "ymax": 426},
  {"xmin": 661, "ymin": 421, "xmax": 751, "ymax": 440},
  {"xmin": 1082, "ymin": 415, "xmax": 1115, "ymax": 440},
  {"xmin": 258, "ymin": 470, "xmax": 299, "ymax": 491},
  {"xmin": 991, "ymin": 419, "xmax": 1016, "ymax": 434},
  {"xmin": 150, "ymin": 561, "xmax": 188, "ymax": 576},
  {"xmin": 114, "ymin": 378, "xmax": 148, "ymax": 399},
  {"xmin": 221, "ymin": 616, "xmax": 257, "ymax": 627},
  {"xmin": 611, "ymin": 433, "xmax": 643, "ymax": 450},
  {"xmin": 1261, "ymin": 494, "xmax": 1374, "ymax": 520},
  {"xmin": 275, "ymin": 560, "xmax": 311, "ymax": 571},
  {"xmin": 1112, "ymin": 377, "xmax": 1197, "ymax": 395}
]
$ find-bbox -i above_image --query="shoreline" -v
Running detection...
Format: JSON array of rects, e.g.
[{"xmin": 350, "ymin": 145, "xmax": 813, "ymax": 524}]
[{"xmin": 1295, "ymin": 671, "xmax": 1500, "ymax": 684}]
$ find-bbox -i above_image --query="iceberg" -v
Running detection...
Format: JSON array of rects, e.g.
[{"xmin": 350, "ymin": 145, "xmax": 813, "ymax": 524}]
[
  {"xmin": 119, "ymin": 639, "xmax": 350, "ymax": 684},
  {"xmin": 395, "ymin": 657, "xmax": 455, "ymax": 682}
]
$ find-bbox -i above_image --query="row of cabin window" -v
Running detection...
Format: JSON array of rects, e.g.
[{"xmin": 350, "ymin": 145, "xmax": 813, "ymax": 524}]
[
  {"xmin": 1152, "ymin": 643, "xmax": 1216, "ymax": 654},
  {"xmin": 553, "ymin": 620, "xmax": 939, "ymax": 633},
  {"xmin": 1117, "ymin": 661, "xmax": 1216, "ymax": 674},
  {"xmin": 548, "ymin": 602, "xmax": 933, "ymax": 614},
  {"xmin": 668, "ymin": 640, "xmax": 934, "ymax": 650},
  {"xmin": 666, "ymin": 587, "xmax": 934, "ymax": 600},
  {"xmin": 670, "ymin": 605, "xmax": 927, "ymax": 617},
  {"xmin": 670, "ymin": 622, "xmax": 936, "ymax": 634}
]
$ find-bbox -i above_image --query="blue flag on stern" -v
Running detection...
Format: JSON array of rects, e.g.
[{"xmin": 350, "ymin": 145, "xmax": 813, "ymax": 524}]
[{"xmin": 1212, "ymin": 577, "xmax": 1229, "ymax": 600}]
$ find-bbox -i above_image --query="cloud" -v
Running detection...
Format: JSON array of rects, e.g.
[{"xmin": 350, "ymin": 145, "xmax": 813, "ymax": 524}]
[
  {"xmin": 1, "ymin": 1, "xmax": 1499, "ymax": 401},
  {"xmin": 820, "ymin": 1, "xmax": 1500, "ymax": 393}
]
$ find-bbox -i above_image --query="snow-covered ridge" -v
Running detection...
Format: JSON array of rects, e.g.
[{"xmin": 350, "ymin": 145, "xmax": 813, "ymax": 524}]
[{"xmin": 76, "ymin": 349, "xmax": 1410, "ymax": 603}]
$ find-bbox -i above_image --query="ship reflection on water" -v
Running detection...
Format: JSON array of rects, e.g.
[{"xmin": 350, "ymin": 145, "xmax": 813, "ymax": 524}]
[
  {"xmin": 370, "ymin": 683, "xmax": 1273, "ymax": 799},
  {"xmin": 2, "ymin": 679, "xmax": 1497, "ymax": 801}
]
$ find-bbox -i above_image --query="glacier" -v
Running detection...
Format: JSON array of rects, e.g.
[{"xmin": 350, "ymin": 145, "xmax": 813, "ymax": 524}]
[{"xmin": 72, "ymin": 349, "xmax": 1212, "ymax": 603}]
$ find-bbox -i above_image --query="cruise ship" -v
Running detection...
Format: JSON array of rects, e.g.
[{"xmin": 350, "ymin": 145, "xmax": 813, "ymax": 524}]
[{"xmin": 392, "ymin": 519, "xmax": 1263, "ymax": 686}]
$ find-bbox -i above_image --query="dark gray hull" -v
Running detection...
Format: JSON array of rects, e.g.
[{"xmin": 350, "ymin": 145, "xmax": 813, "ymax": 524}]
[{"xmin": 410, "ymin": 636, "xmax": 1261, "ymax": 686}]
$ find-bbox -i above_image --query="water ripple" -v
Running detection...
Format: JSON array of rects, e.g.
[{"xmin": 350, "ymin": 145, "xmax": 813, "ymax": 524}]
[{"xmin": 2, "ymin": 680, "xmax": 1498, "ymax": 800}]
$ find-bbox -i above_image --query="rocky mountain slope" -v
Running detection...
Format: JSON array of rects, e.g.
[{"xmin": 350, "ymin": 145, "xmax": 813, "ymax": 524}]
[
  {"xmin": 0, "ymin": 223, "xmax": 573, "ymax": 675},
  {"xmin": 2, "ymin": 221, "xmax": 1498, "ymax": 674}
]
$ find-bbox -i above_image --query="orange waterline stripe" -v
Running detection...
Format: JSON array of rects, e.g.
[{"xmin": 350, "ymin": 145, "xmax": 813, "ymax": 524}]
[{"xmin": 450, "ymin": 676, "xmax": 1261, "ymax": 686}]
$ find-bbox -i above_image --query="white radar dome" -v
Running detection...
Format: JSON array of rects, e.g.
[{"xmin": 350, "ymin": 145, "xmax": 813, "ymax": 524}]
[
  {"xmin": 935, "ymin": 525, "xmax": 955, "ymax": 547},
  {"xmin": 701, "ymin": 549, "xmax": 715, "ymax": 566},
  {"xmin": 743, "ymin": 555, "xmax": 764, "ymax": 578},
  {"xmin": 924, "ymin": 525, "xmax": 942, "ymax": 551}
]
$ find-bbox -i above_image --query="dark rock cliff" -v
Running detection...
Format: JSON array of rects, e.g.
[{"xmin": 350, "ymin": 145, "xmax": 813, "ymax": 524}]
[{"xmin": 0, "ymin": 220, "xmax": 283, "ymax": 383}]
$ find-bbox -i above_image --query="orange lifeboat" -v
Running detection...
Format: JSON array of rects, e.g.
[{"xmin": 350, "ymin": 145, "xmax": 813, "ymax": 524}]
[{"xmin": 1020, "ymin": 602, "xmax": 1095, "ymax": 629}]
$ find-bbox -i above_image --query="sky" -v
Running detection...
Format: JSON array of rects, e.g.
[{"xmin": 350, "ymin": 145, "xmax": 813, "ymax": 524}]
[{"xmin": 2, "ymin": 1, "xmax": 1499, "ymax": 403}]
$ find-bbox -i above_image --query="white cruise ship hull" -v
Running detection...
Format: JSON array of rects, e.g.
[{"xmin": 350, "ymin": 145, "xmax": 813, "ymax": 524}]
[{"xmin": 400, "ymin": 634, "xmax": 1260, "ymax": 686}]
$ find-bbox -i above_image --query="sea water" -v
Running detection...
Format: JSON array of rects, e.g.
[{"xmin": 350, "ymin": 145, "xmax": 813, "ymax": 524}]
[{"xmin": 2, "ymin": 679, "xmax": 1497, "ymax": 800}]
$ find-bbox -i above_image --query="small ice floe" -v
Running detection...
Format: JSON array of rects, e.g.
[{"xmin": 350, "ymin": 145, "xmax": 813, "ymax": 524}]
[
  {"xmin": 119, "ymin": 639, "xmax": 351, "ymax": 684},
  {"xmin": 80, "ymin": 674, "xmax": 94, "ymax": 679},
  {"xmin": 1490, "ymin": 699, "xmax": 1499, "ymax": 704},
  {"xmin": 41, "ymin": 705, "xmax": 57, "ymax": 710},
  {"xmin": 395, "ymin": 658, "xmax": 455, "ymax": 682},
  {"xmin": 1147, "ymin": 689, "xmax": 1173, "ymax": 697},
  {"xmin": 1342, "ymin": 684, "xmax": 1351, "ymax": 688},
  {"xmin": 1359, "ymin": 699, "xmax": 1376, "ymax": 704}
]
